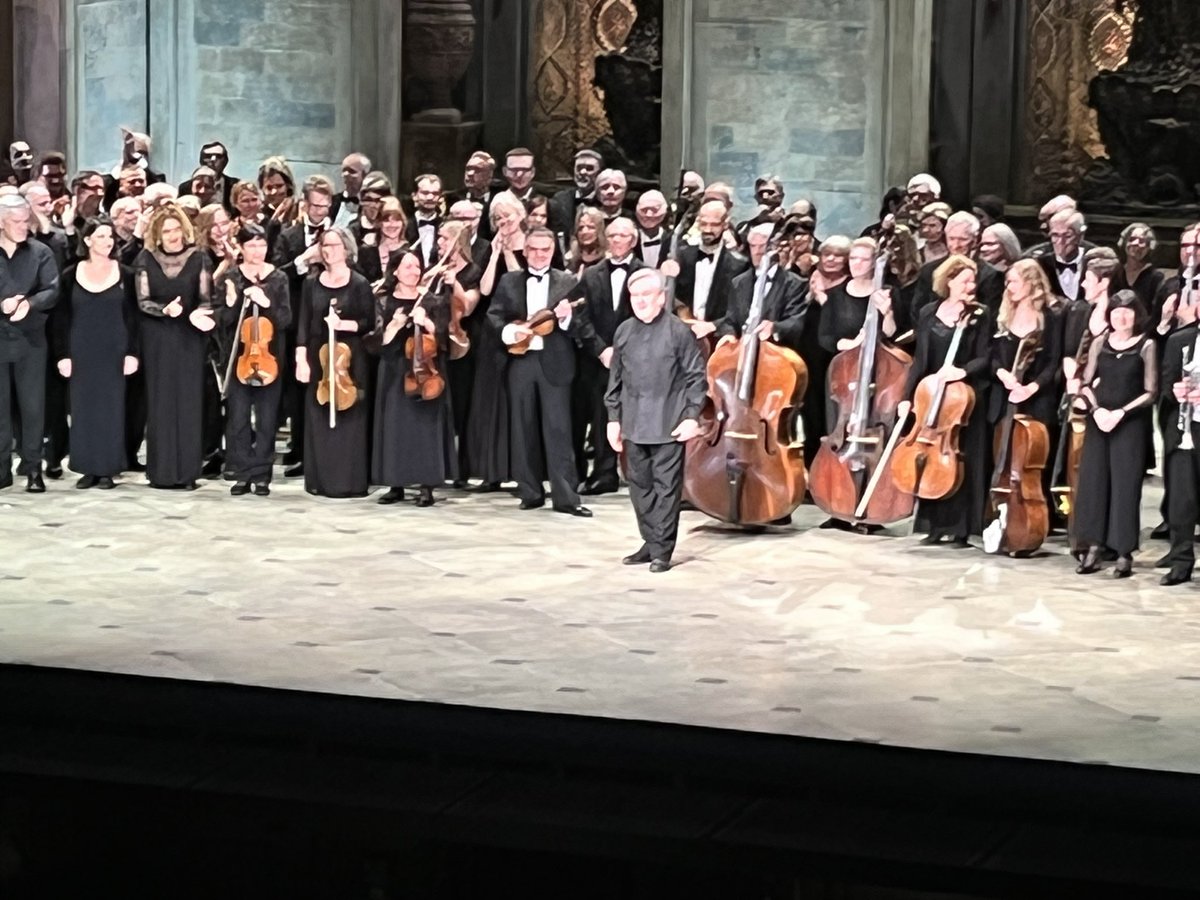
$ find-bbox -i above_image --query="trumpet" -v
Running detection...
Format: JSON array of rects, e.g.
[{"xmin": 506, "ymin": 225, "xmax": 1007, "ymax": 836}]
[{"xmin": 1180, "ymin": 345, "xmax": 1199, "ymax": 451}]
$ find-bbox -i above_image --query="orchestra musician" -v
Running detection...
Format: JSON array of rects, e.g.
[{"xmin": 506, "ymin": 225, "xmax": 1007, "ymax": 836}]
[
  {"xmin": 1161, "ymin": 297, "xmax": 1200, "ymax": 586},
  {"xmin": 663, "ymin": 199, "xmax": 750, "ymax": 343},
  {"xmin": 716, "ymin": 223, "xmax": 807, "ymax": 354}
]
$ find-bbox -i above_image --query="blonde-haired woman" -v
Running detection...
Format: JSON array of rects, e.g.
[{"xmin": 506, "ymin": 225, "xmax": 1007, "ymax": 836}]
[
  {"xmin": 896, "ymin": 255, "xmax": 993, "ymax": 545},
  {"xmin": 566, "ymin": 207, "xmax": 606, "ymax": 274},
  {"xmin": 133, "ymin": 202, "xmax": 215, "ymax": 489},
  {"xmin": 989, "ymin": 258, "xmax": 1063, "ymax": 432}
]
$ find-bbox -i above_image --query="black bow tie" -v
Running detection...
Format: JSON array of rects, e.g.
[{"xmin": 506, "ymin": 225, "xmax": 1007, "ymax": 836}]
[
  {"xmin": 642, "ymin": 235, "xmax": 661, "ymax": 246},
  {"xmin": 418, "ymin": 217, "xmax": 440, "ymax": 228},
  {"xmin": 699, "ymin": 251, "xmax": 717, "ymax": 264},
  {"xmin": 1055, "ymin": 258, "xmax": 1078, "ymax": 273},
  {"xmin": 611, "ymin": 262, "xmax": 630, "ymax": 272},
  {"xmin": 528, "ymin": 272, "xmax": 547, "ymax": 282}
]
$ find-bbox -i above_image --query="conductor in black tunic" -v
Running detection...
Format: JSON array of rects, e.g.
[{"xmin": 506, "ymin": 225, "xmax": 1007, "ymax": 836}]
[
  {"xmin": 488, "ymin": 227, "xmax": 594, "ymax": 516},
  {"xmin": 605, "ymin": 269, "xmax": 707, "ymax": 572}
]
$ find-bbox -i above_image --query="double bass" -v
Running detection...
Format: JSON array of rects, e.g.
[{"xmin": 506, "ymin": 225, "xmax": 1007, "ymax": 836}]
[
  {"xmin": 982, "ymin": 336, "xmax": 1050, "ymax": 556},
  {"xmin": 683, "ymin": 250, "xmax": 808, "ymax": 525},
  {"xmin": 808, "ymin": 252, "xmax": 914, "ymax": 527},
  {"xmin": 890, "ymin": 303, "xmax": 981, "ymax": 501}
]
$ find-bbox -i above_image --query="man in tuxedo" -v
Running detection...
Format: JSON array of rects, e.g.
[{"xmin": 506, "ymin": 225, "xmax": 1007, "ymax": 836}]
[
  {"xmin": 448, "ymin": 151, "xmax": 498, "ymax": 239},
  {"xmin": 406, "ymin": 173, "xmax": 443, "ymax": 267},
  {"xmin": 1037, "ymin": 209, "xmax": 1087, "ymax": 303},
  {"xmin": 662, "ymin": 199, "xmax": 750, "ymax": 343},
  {"xmin": 488, "ymin": 227, "xmax": 594, "ymax": 517},
  {"xmin": 595, "ymin": 168, "xmax": 629, "ymax": 223},
  {"xmin": 717, "ymin": 223, "xmax": 807, "ymax": 353},
  {"xmin": 178, "ymin": 141, "xmax": 240, "ymax": 211},
  {"xmin": 271, "ymin": 175, "xmax": 336, "ymax": 475},
  {"xmin": 103, "ymin": 128, "xmax": 166, "ymax": 209},
  {"xmin": 1160, "ymin": 300, "xmax": 1200, "ymax": 585},
  {"xmin": 633, "ymin": 190, "xmax": 668, "ymax": 268},
  {"xmin": 501, "ymin": 147, "xmax": 548, "ymax": 206},
  {"xmin": 448, "ymin": 199, "xmax": 491, "ymax": 270},
  {"xmin": 573, "ymin": 217, "xmax": 644, "ymax": 494},
  {"xmin": 549, "ymin": 149, "xmax": 602, "ymax": 235},
  {"xmin": 735, "ymin": 174, "xmax": 785, "ymax": 238},
  {"xmin": 331, "ymin": 152, "xmax": 370, "ymax": 228},
  {"xmin": 909, "ymin": 211, "xmax": 1004, "ymax": 321}
]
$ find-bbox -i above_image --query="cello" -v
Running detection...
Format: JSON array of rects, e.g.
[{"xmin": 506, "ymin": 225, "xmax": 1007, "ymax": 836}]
[
  {"xmin": 982, "ymin": 336, "xmax": 1050, "ymax": 556},
  {"xmin": 683, "ymin": 250, "xmax": 808, "ymax": 525},
  {"xmin": 808, "ymin": 251, "xmax": 914, "ymax": 527},
  {"xmin": 889, "ymin": 303, "xmax": 981, "ymax": 501}
]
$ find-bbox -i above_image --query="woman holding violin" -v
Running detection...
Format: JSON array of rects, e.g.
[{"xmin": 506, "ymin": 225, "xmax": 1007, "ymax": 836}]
[
  {"xmin": 436, "ymin": 221, "xmax": 483, "ymax": 482},
  {"xmin": 215, "ymin": 223, "xmax": 290, "ymax": 496},
  {"xmin": 295, "ymin": 226, "xmax": 375, "ymax": 498},
  {"xmin": 371, "ymin": 250, "xmax": 458, "ymax": 507},
  {"xmin": 895, "ymin": 255, "xmax": 992, "ymax": 546},
  {"xmin": 1072, "ymin": 290, "xmax": 1158, "ymax": 577}
]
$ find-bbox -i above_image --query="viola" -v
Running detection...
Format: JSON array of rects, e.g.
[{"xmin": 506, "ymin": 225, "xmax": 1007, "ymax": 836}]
[
  {"xmin": 404, "ymin": 294, "xmax": 446, "ymax": 401},
  {"xmin": 507, "ymin": 298, "xmax": 585, "ymax": 356},
  {"xmin": 236, "ymin": 302, "xmax": 278, "ymax": 388},
  {"xmin": 982, "ymin": 335, "xmax": 1050, "ymax": 556},
  {"xmin": 684, "ymin": 251, "xmax": 808, "ymax": 525},
  {"xmin": 890, "ymin": 304, "xmax": 980, "ymax": 501},
  {"xmin": 316, "ymin": 300, "xmax": 358, "ymax": 428},
  {"xmin": 808, "ymin": 253, "xmax": 914, "ymax": 526}
]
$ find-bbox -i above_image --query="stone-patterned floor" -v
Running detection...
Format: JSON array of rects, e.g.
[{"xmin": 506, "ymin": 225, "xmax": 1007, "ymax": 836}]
[{"xmin": 3, "ymin": 470, "xmax": 1200, "ymax": 775}]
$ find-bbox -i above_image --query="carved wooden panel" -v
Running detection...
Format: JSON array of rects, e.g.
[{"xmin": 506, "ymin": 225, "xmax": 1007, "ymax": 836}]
[
  {"xmin": 1022, "ymin": 0, "xmax": 1135, "ymax": 201},
  {"xmin": 530, "ymin": 0, "xmax": 636, "ymax": 178}
]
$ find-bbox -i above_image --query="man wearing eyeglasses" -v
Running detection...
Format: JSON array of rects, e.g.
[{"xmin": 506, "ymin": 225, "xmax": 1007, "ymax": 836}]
[{"xmin": 501, "ymin": 147, "xmax": 549, "ymax": 207}]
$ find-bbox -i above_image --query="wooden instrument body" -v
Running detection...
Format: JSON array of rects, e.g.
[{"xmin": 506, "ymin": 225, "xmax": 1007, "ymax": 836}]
[
  {"xmin": 316, "ymin": 341, "xmax": 357, "ymax": 411},
  {"xmin": 676, "ymin": 308, "xmax": 715, "ymax": 360},
  {"xmin": 405, "ymin": 330, "xmax": 446, "ymax": 400},
  {"xmin": 448, "ymin": 292, "xmax": 470, "ymax": 360},
  {"xmin": 986, "ymin": 415, "xmax": 1050, "ymax": 554},
  {"xmin": 684, "ymin": 338, "xmax": 808, "ymax": 525},
  {"xmin": 235, "ymin": 310, "xmax": 278, "ymax": 387},
  {"xmin": 809, "ymin": 341, "xmax": 914, "ymax": 525},
  {"xmin": 507, "ymin": 299, "xmax": 584, "ymax": 356},
  {"xmin": 889, "ymin": 375, "xmax": 975, "ymax": 500}
]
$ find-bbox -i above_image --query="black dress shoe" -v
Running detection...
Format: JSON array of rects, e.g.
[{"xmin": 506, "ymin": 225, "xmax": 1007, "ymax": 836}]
[
  {"xmin": 45, "ymin": 465, "xmax": 63, "ymax": 480},
  {"xmin": 476, "ymin": 481, "xmax": 502, "ymax": 493},
  {"xmin": 519, "ymin": 498, "xmax": 545, "ymax": 510},
  {"xmin": 230, "ymin": 482, "xmax": 251, "ymax": 496},
  {"xmin": 1076, "ymin": 548, "xmax": 1101, "ymax": 575},
  {"xmin": 416, "ymin": 487, "xmax": 435, "ymax": 507},
  {"xmin": 580, "ymin": 478, "xmax": 619, "ymax": 496},
  {"xmin": 919, "ymin": 534, "xmax": 941, "ymax": 545},
  {"xmin": 1161, "ymin": 569, "xmax": 1192, "ymax": 586},
  {"xmin": 253, "ymin": 483, "xmax": 270, "ymax": 496},
  {"xmin": 770, "ymin": 514, "xmax": 793, "ymax": 526},
  {"xmin": 451, "ymin": 479, "xmax": 468, "ymax": 490},
  {"xmin": 1150, "ymin": 521, "xmax": 1170, "ymax": 540},
  {"xmin": 97, "ymin": 477, "xmax": 115, "ymax": 490},
  {"xmin": 554, "ymin": 504, "xmax": 593, "ymax": 518},
  {"xmin": 284, "ymin": 463, "xmax": 304, "ymax": 478},
  {"xmin": 182, "ymin": 481, "xmax": 199, "ymax": 491},
  {"xmin": 377, "ymin": 487, "xmax": 405, "ymax": 505},
  {"xmin": 281, "ymin": 450, "xmax": 302, "ymax": 466},
  {"xmin": 1113, "ymin": 556, "xmax": 1133, "ymax": 579},
  {"xmin": 76, "ymin": 475, "xmax": 99, "ymax": 489},
  {"xmin": 623, "ymin": 547, "xmax": 652, "ymax": 565},
  {"xmin": 26, "ymin": 472, "xmax": 45, "ymax": 493},
  {"xmin": 649, "ymin": 558, "xmax": 671, "ymax": 573},
  {"xmin": 201, "ymin": 457, "xmax": 224, "ymax": 477}
]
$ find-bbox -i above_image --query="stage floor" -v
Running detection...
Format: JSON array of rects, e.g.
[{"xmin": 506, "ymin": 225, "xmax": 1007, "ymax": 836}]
[{"xmin": 4, "ymin": 471, "xmax": 1200, "ymax": 776}]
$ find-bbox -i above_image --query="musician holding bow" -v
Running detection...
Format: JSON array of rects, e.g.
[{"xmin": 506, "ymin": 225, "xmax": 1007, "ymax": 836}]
[{"xmin": 215, "ymin": 223, "xmax": 290, "ymax": 496}]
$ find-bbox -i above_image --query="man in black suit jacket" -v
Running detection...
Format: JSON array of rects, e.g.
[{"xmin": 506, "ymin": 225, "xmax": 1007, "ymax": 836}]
[
  {"xmin": 717, "ymin": 224, "xmax": 807, "ymax": 352},
  {"xmin": 446, "ymin": 151, "xmax": 501, "ymax": 241},
  {"xmin": 1160, "ymin": 307, "xmax": 1200, "ymax": 585},
  {"xmin": 1036, "ymin": 208, "xmax": 1088, "ymax": 304},
  {"xmin": 405, "ymin": 173, "xmax": 444, "ymax": 268},
  {"xmin": 488, "ymin": 228, "xmax": 595, "ymax": 516},
  {"xmin": 548, "ymin": 149, "xmax": 602, "ymax": 236},
  {"xmin": 177, "ymin": 141, "xmax": 241, "ymax": 211},
  {"xmin": 909, "ymin": 211, "xmax": 1004, "ymax": 322},
  {"xmin": 663, "ymin": 200, "xmax": 750, "ymax": 342},
  {"xmin": 572, "ymin": 216, "xmax": 644, "ymax": 494}
]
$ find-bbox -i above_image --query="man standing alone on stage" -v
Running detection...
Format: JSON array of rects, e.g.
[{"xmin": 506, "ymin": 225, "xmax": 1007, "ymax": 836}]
[{"xmin": 605, "ymin": 269, "xmax": 707, "ymax": 572}]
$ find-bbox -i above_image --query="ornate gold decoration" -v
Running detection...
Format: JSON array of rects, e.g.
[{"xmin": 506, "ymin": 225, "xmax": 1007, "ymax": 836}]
[
  {"xmin": 1021, "ymin": 0, "xmax": 1135, "ymax": 202},
  {"xmin": 530, "ymin": 0, "xmax": 637, "ymax": 178}
]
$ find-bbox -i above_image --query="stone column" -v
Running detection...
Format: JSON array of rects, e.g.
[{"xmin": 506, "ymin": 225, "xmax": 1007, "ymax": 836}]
[{"xmin": 14, "ymin": 0, "xmax": 66, "ymax": 157}]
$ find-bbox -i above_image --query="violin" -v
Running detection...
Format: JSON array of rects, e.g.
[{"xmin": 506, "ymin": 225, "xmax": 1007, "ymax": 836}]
[
  {"xmin": 235, "ymin": 279, "xmax": 278, "ymax": 388},
  {"xmin": 507, "ymin": 298, "xmax": 585, "ymax": 356},
  {"xmin": 982, "ymin": 335, "xmax": 1050, "ymax": 556},
  {"xmin": 808, "ymin": 252, "xmax": 914, "ymax": 526},
  {"xmin": 404, "ymin": 292, "xmax": 446, "ymax": 401},
  {"xmin": 316, "ymin": 299, "xmax": 358, "ymax": 428},
  {"xmin": 683, "ymin": 250, "xmax": 808, "ymax": 525},
  {"xmin": 890, "ymin": 304, "xmax": 980, "ymax": 501}
]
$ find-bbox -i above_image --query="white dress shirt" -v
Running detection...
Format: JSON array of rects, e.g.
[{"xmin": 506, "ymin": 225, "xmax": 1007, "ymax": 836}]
[
  {"xmin": 1055, "ymin": 251, "xmax": 1083, "ymax": 302},
  {"xmin": 293, "ymin": 217, "xmax": 332, "ymax": 275},
  {"xmin": 501, "ymin": 269, "xmax": 569, "ymax": 351},
  {"xmin": 639, "ymin": 230, "xmax": 663, "ymax": 269},
  {"xmin": 609, "ymin": 255, "xmax": 632, "ymax": 310},
  {"xmin": 416, "ymin": 216, "xmax": 438, "ymax": 261},
  {"xmin": 693, "ymin": 245, "xmax": 722, "ymax": 321}
]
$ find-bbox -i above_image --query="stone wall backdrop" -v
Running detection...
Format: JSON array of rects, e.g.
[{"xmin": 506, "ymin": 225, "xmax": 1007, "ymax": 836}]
[{"xmin": 686, "ymin": 0, "xmax": 889, "ymax": 237}]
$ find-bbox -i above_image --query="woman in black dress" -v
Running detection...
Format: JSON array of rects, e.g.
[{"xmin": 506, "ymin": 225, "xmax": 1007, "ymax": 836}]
[
  {"xmin": 53, "ymin": 217, "xmax": 139, "ymax": 489},
  {"xmin": 133, "ymin": 202, "xmax": 215, "ymax": 489},
  {"xmin": 1073, "ymin": 290, "xmax": 1158, "ymax": 578},
  {"xmin": 468, "ymin": 192, "xmax": 529, "ymax": 490},
  {"xmin": 215, "ymin": 223, "xmax": 290, "ymax": 496},
  {"xmin": 796, "ymin": 235, "xmax": 850, "ymax": 466},
  {"xmin": 372, "ymin": 250, "xmax": 458, "ymax": 507},
  {"xmin": 436, "ymin": 221, "xmax": 482, "ymax": 484},
  {"xmin": 1113, "ymin": 223, "xmax": 1164, "ymax": 314},
  {"xmin": 356, "ymin": 196, "xmax": 408, "ymax": 286},
  {"xmin": 295, "ymin": 226, "xmax": 374, "ymax": 498},
  {"xmin": 896, "ymin": 256, "xmax": 993, "ymax": 546}
]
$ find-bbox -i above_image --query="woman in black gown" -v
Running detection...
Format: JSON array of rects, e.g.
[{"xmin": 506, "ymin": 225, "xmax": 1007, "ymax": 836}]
[
  {"xmin": 52, "ymin": 217, "xmax": 139, "ymax": 489},
  {"xmin": 356, "ymin": 196, "xmax": 409, "ymax": 286},
  {"xmin": 295, "ymin": 226, "xmax": 375, "ymax": 498},
  {"xmin": 796, "ymin": 235, "xmax": 849, "ymax": 466},
  {"xmin": 435, "ymin": 221, "xmax": 482, "ymax": 484},
  {"xmin": 468, "ymin": 192, "xmax": 529, "ymax": 490},
  {"xmin": 1113, "ymin": 223, "xmax": 1164, "ymax": 314},
  {"xmin": 133, "ymin": 202, "xmax": 215, "ymax": 489},
  {"xmin": 896, "ymin": 255, "xmax": 993, "ymax": 546},
  {"xmin": 1073, "ymin": 290, "xmax": 1157, "ymax": 578},
  {"xmin": 372, "ymin": 250, "xmax": 458, "ymax": 506}
]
